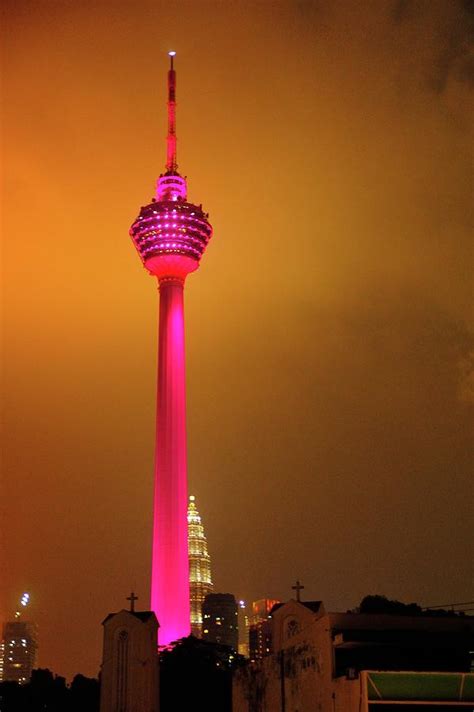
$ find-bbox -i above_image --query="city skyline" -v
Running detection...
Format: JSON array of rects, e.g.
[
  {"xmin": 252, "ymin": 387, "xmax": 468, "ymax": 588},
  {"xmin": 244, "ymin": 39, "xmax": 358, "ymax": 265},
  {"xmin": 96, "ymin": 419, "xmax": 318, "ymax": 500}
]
[{"xmin": 2, "ymin": 0, "xmax": 473, "ymax": 682}]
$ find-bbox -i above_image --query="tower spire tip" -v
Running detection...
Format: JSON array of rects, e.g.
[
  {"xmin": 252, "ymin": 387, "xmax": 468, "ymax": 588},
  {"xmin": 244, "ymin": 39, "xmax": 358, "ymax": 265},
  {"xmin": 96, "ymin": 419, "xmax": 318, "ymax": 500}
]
[{"xmin": 166, "ymin": 51, "xmax": 177, "ymax": 171}]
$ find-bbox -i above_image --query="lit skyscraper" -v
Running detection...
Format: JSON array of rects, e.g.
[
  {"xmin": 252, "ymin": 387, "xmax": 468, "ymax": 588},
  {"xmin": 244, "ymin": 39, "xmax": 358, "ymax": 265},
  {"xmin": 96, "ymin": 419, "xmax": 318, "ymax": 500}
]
[
  {"xmin": 2, "ymin": 592, "xmax": 37, "ymax": 684},
  {"xmin": 187, "ymin": 495, "xmax": 213, "ymax": 637},
  {"xmin": 237, "ymin": 600, "xmax": 249, "ymax": 657},
  {"xmin": 129, "ymin": 53, "xmax": 213, "ymax": 645},
  {"xmin": 2, "ymin": 621, "xmax": 38, "ymax": 684},
  {"xmin": 202, "ymin": 594, "xmax": 239, "ymax": 651},
  {"xmin": 248, "ymin": 598, "xmax": 280, "ymax": 660}
]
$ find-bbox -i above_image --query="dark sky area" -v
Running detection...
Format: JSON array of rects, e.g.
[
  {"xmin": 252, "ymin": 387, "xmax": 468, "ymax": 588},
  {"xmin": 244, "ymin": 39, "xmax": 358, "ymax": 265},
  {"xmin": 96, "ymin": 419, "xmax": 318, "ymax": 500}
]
[{"xmin": 1, "ymin": 0, "xmax": 473, "ymax": 681}]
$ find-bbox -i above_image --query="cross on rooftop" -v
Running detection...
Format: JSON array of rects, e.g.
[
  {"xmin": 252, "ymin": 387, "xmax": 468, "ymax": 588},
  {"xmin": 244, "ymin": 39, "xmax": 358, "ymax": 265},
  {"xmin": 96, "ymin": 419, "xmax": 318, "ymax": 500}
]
[
  {"xmin": 126, "ymin": 591, "xmax": 138, "ymax": 612},
  {"xmin": 292, "ymin": 580, "xmax": 305, "ymax": 602}
]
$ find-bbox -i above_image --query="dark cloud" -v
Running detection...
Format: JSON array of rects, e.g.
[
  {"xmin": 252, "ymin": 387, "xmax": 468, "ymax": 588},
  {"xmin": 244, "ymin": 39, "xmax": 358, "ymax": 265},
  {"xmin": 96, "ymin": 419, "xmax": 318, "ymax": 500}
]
[
  {"xmin": 392, "ymin": 0, "xmax": 413, "ymax": 24},
  {"xmin": 390, "ymin": 0, "xmax": 474, "ymax": 92}
]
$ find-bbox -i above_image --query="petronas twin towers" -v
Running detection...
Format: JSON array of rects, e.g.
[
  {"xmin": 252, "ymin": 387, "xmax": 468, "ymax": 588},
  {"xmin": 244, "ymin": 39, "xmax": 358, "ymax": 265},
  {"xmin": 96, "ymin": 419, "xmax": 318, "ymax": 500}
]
[{"xmin": 187, "ymin": 495, "xmax": 213, "ymax": 637}]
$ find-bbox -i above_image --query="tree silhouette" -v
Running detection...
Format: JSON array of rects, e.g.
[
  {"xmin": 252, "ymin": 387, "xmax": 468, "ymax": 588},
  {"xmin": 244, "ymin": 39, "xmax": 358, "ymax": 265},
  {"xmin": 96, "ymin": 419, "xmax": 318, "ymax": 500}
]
[
  {"xmin": 0, "ymin": 668, "xmax": 99, "ymax": 712},
  {"xmin": 358, "ymin": 595, "xmax": 423, "ymax": 616},
  {"xmin": 160, "ymin": 635, "xmax": 246, "ymax": 712}
]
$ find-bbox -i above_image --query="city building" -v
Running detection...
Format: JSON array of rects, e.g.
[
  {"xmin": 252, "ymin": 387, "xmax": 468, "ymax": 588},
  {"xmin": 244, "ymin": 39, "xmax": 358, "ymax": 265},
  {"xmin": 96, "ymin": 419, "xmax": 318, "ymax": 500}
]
[
  {"xmin": 2, "ymin": 620, "xmax": 38, "ymax": 684},
  {"xmin": 0, "ymin": 641, "xmax": 4, "ymax": 681},
  {"xmin": 237, "ymin": 600, "xmax": 249, "ymax": 657},
  {"xmin": 129, "ymin": 52, "xmax": 213, "ymax": 645},
  {"xmin": 188, "ymin": 495, "xmax": 213, "ymax": 637},
  {"xmin": 248, "ymin": 598, "xmax": 280, "ymax": 660},
  {"xmin": 202, "ymin": 594, "xmax": 239, "ymax": 651},
  {"xmin": 99, "ymin": 597, "xmax": 159, "ymax": 712},
  {"xmin": 233, "ymin": 598, "xmax": 474, "ymax": 712}
]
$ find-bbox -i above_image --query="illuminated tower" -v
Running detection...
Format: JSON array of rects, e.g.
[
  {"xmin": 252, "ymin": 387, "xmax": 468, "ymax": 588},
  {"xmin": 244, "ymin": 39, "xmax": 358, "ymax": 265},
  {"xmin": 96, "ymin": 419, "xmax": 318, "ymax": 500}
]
[
  {"xmin": 187, "ymin": 495, "xmax": 213, "ymax": 636},
  {"xmin": 237, "ymin": 599, "xmax": 249, "ymax": 657},
  {"xmin": 2, "ymin": 592, "xmax": 37, "ymax": 684},
  {"xmin": 130, "ymin": 52, "xmax": 213, "ymax": 645}
]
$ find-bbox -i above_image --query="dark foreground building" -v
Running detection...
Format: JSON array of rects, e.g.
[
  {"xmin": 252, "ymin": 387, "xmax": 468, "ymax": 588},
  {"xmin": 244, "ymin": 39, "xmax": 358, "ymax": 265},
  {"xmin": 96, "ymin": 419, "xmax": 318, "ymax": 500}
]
[
  {"xmin": 233, "ymin": 599, "xmax": 474, "ymax": 711},
  {"xmin": 99, "ymin": 607, "xmax": 159, "ymax": 712}
]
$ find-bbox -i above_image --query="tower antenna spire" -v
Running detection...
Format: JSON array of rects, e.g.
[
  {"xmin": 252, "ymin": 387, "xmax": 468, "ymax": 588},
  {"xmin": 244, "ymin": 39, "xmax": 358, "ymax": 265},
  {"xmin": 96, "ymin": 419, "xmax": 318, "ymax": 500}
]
[{"xmin": 166, "ymin": 51, "xmax": 178, "ymax": 173}]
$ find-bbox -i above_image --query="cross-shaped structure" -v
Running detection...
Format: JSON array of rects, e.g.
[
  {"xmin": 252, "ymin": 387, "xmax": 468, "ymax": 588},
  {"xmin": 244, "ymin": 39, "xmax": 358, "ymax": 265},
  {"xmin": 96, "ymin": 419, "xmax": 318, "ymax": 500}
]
[
  {"xmin": 292, "ymin": 580, "xmax": 305, "ymax": 602},
  {"xmin": 126, "ymin": 591, "xmax": 138, "ymax": 613}
]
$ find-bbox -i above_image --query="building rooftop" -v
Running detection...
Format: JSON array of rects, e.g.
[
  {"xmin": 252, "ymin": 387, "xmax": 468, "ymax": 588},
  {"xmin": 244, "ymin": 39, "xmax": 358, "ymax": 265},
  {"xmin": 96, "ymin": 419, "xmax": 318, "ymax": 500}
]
[
  {"xmin": 270, "ymin": 600, "xmax": 323, "ymax": 616},
  {"xmin": 102, "ymin": 610, "xmax": 156, "ymax": 625}
]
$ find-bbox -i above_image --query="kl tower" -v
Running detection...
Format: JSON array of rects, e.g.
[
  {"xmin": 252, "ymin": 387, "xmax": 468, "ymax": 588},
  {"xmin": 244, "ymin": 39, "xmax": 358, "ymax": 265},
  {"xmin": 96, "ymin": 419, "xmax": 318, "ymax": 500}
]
[{"xmin": 129, "ymin": 52, "xmax": 213, "ymax": 645}]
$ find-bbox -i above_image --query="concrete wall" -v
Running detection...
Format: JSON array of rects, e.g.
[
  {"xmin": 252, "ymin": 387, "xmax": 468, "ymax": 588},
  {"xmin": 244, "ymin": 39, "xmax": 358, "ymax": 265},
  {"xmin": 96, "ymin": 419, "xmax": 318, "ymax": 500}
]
[{"xmin": 233, "ymin": 602, "xmax": 363, "ymax": 712}]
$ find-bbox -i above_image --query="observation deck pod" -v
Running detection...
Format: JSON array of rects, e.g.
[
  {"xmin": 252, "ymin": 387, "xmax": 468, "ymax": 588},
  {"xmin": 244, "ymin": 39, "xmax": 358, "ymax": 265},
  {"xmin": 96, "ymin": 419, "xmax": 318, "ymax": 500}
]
[{"xmin": 130, "ymin": 199, "xmax": 212, "ymax": 279}]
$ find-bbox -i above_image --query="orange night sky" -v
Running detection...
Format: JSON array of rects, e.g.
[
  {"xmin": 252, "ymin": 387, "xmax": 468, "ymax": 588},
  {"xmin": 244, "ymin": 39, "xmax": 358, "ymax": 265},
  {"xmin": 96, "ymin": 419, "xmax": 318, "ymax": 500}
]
[{"xmin": 1, "ymin": 0, "xmax": 473, "ymax": 680}]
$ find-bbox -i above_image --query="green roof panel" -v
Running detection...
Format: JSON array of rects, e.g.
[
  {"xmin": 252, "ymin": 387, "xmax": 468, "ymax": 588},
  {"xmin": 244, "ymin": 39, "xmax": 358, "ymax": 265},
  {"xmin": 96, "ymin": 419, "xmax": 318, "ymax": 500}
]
[{"xmin": 366, "ymin": 672, "xmax": 474, "ymax": 702}]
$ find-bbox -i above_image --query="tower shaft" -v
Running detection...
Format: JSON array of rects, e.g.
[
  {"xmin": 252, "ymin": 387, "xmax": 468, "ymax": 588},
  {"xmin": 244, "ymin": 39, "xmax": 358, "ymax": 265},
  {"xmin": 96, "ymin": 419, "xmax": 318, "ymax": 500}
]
[{"xmin": 151, "ymin": 278, "xmax": 190, "ymax": 643}]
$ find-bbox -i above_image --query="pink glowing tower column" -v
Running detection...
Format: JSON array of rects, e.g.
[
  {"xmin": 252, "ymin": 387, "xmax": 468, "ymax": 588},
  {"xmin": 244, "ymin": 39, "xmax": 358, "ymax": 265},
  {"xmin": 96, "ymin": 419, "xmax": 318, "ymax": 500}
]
[{"xmin": 129, "ymin": 52, "xmax": 213, "ymax": 645}]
